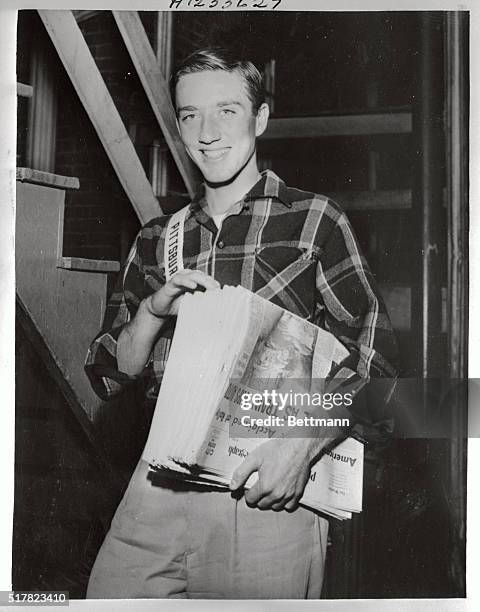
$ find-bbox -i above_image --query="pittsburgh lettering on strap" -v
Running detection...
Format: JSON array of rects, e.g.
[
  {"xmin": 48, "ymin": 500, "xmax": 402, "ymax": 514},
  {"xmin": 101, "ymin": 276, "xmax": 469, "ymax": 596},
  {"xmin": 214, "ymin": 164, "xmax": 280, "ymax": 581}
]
[{"xmin": 164, "ymin": 205, "xmax": 189, "ymax": 281}]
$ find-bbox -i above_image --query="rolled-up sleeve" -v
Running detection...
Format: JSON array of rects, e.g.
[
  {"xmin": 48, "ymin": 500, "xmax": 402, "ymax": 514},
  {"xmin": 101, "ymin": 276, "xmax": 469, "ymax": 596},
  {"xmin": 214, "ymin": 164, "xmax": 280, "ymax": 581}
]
[
  {"xmin": 316, "ymin": 207, "xmax": 399, "ymax": 437},
  {"xmin": 85, "ymin": 233, "xmax": 151, "ymax": 401}
]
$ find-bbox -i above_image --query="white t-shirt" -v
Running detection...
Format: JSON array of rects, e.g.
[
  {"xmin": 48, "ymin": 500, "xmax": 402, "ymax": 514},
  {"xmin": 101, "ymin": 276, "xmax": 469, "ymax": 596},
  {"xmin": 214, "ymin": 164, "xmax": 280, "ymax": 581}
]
[{"xmin": 210, "ymin": 212, "xmax": 227, "ymax": 229}]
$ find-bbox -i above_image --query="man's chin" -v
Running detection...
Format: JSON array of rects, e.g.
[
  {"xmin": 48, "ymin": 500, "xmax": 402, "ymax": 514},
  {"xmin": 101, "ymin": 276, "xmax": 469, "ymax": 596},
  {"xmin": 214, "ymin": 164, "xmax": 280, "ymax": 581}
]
[{"xmin": 202, "ymin": 171, "xmax": 237, "ymax": 188}]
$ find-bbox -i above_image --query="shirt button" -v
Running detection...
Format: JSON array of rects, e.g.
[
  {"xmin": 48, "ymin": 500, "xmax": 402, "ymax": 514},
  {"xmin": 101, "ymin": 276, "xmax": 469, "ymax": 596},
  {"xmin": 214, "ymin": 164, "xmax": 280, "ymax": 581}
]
[{"xmin": 218, "ymin": 240, "xmax": 225, "ymax": 249}]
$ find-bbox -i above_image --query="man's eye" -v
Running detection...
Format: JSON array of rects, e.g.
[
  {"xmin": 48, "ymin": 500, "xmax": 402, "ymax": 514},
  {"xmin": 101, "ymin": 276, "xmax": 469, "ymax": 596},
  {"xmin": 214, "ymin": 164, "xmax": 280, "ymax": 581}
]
[
  {"xmin": 220, "ymin": 108, "xmax": 235, "ymax": 116},
  {"xmin": 181, "ymin": 114, "xmax": 196, "ymax": 122}
]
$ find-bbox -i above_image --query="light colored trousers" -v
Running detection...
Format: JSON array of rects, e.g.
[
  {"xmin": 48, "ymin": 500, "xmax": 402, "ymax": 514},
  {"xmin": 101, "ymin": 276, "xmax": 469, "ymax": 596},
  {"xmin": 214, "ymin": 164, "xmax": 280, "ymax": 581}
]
[{"xmin": 87, "ymin": 459, "xmax": 329, "ymax": 599}]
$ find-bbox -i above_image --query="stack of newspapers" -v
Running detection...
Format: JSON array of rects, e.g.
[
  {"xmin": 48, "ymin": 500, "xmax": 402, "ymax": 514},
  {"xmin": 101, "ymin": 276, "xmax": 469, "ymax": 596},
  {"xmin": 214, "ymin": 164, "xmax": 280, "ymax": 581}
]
[{"xmin": 143, "ymin": 285, "xmax": 363, "ymax": 519}]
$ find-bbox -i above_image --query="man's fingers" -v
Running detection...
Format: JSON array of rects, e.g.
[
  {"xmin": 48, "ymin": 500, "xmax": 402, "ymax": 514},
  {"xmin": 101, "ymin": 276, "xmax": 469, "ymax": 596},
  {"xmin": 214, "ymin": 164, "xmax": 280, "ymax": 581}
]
[
  {"xmin": 230, "ymin": 453, "xmax": 261, "ymax": 491},
  {"xmin": 269, "ymin": 498, "xmax": 297, "ymax": 512},
  {"xmin": 283, "ymin": 498, "xmax": 300, "ymax": 512},
  {"xmin": 172, "ymin": 277, "xmax": 197, "ymax": 291},
  {"xmin": 244, "ymin": 479, "xmax": 268, "ymax": 505},
  {"xmin": 255, "ymin": 488, "xmax": 295, "ymax": 510},
  {"xmin": 171, "ymin": 270, "xmax": 220, "ymax": 291},
  {"xmin": 257, "ymin": 495, "xmax": 287, "ymax": 511},
  {"xmin": 150, "ymin": 271, "xmax": 220, "ymax": 315}
]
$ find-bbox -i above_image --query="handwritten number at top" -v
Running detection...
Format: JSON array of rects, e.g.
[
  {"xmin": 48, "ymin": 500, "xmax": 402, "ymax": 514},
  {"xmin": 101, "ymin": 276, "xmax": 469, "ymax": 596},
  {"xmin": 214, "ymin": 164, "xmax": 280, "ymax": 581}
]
[{"xmin": 170, "ymin": 0, "xmax": 282, "ymax": 9}]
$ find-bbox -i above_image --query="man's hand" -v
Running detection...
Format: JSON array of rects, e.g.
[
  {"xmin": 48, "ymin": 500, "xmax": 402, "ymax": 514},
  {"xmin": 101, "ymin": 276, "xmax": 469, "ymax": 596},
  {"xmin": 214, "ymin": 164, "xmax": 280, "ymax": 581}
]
[
  {"xmin": 118, "ymin": 270, "xmax": 219, "ymax": 375},
  {"xmin": 146, "ymin": 269, "xmax": 220, "ymax": 317},
  {"xmin": 229, "ymin": 437, "xmax": 328, "ymax": 512}
]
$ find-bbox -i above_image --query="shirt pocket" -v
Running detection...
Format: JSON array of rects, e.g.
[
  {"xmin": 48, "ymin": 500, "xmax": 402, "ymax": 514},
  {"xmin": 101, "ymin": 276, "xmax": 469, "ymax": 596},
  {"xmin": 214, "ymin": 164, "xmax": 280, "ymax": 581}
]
[{"xmin": 254, "ymin": 245, "xmax": 320, "ymax": 319}]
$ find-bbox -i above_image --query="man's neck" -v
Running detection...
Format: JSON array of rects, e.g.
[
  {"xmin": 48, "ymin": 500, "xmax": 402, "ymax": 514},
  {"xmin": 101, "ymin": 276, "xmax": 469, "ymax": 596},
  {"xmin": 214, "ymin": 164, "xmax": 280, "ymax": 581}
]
[{"xmin": 204, "ymin": 157, "xmax": 262, "ymax": 216}]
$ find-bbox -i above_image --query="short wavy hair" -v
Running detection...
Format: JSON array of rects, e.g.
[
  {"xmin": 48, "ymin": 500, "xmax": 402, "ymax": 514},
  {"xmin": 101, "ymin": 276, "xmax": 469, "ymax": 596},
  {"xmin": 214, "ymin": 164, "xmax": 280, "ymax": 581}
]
[{"xmin": 170, "ymin": 48, "xmax": 266, "ymax": 114}]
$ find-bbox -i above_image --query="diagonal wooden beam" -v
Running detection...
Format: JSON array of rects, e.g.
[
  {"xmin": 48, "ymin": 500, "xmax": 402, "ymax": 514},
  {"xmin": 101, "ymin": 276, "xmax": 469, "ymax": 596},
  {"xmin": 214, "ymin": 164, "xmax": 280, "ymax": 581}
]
[
  {"xmin": 38, "ymin": 10, "xmax": 160, "ymax": 225},
  {"xmin": 113, "ymin": 10, "xmax": 199, "ymax": 198}
]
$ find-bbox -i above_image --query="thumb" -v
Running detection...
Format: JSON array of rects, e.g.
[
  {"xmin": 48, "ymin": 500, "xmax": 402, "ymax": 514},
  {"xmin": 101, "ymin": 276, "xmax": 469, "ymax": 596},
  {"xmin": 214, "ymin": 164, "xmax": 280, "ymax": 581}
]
[{"xmin": 230, "ymin": 452, "xmax": 261, "ymax": 490}]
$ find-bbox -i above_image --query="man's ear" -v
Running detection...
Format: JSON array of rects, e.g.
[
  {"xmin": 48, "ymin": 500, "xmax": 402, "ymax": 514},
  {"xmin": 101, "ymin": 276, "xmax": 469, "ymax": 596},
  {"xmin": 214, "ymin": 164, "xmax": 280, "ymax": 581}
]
[{"xmin": 255, "ymin": 103, "xmax": 270, "ymax": 138}]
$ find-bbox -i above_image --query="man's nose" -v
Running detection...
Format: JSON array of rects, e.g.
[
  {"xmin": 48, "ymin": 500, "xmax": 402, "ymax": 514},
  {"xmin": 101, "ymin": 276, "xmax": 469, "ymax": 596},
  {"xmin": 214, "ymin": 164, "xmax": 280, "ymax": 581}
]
[{"xmin": 198, "ymin": 115, "xmax": 221, "ymax": 144}]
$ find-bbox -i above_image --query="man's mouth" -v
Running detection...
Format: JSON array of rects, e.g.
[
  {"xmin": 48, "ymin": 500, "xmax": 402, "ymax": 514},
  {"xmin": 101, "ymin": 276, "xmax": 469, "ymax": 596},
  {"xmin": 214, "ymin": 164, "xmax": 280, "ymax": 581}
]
[{"xmin": 200, "ymin": 148, "xmax": 230, "ymax": 161}]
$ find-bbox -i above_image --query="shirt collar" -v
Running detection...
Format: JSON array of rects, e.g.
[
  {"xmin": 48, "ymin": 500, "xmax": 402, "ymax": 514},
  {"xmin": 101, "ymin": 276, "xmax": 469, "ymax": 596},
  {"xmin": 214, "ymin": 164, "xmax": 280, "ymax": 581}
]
[
  {"xmin": 244, "ymin": 170, "xmax": 292, "ymax": 206},
  {"xmin": 189, "ymin": 169, "xmax": 292, "ymax": 220},
  {"xmin": 189, "ymin": 190, "xmax": 210, "ymax": 227}
]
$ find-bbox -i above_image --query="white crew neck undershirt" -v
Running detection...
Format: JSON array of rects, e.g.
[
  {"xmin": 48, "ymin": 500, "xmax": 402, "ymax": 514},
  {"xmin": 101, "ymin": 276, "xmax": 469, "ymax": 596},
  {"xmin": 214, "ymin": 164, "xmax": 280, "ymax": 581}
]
[{"xmin": 210, "ymin": 211, "xmax": 228, "ymax": 229}]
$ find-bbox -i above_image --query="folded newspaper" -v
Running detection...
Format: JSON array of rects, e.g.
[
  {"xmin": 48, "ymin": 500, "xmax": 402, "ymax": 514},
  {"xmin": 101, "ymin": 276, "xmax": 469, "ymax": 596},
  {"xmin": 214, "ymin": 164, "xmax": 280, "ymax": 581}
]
[{"xmin": 142, "ymin": 285, "xmax": 363, "ymax": 520}]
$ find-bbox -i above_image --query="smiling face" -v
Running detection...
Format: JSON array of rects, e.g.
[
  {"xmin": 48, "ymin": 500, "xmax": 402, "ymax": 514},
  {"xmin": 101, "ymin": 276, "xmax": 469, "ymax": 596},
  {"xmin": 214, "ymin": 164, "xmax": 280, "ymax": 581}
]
[{"xmin": 175, "ymin": 70, "xmax": 268, "ymax": 186}]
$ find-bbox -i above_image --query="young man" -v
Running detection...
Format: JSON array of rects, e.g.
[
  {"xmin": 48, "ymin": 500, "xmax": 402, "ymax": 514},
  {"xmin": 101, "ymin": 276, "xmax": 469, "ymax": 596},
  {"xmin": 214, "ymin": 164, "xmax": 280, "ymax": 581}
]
[{"xmin": 85, "ymin": 48, "xmax": 398, "ymax": 599}]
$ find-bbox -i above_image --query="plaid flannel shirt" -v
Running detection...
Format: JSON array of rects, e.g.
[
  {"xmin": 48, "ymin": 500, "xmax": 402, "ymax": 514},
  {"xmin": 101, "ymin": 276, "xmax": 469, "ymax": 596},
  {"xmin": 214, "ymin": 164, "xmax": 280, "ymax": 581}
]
[{"xmin": 85, "ymin": 170, "xmax": 398, "ymax": 433}]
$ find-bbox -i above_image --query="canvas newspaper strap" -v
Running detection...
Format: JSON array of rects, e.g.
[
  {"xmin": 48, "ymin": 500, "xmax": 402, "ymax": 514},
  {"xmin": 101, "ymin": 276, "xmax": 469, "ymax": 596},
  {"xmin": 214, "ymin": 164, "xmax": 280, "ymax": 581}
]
[{"xmin": 164, "ymin": 205, "xmax": 189, "ymax": 281}]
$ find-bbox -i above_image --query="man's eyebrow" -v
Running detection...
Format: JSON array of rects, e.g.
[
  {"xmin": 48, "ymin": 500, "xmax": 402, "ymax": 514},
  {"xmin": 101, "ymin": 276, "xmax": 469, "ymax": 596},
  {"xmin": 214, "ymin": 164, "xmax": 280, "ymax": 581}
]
[
  {"xmin": 178, "ymin": 101, "xmax": 243, "ymax": 112},
  {"xmin": 177, "ymin": 105, "xmax": 198, "ymax": 113},
  {"xmin": 217, "ymin": 100, "xmax": 243, "ymax": 107}
]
